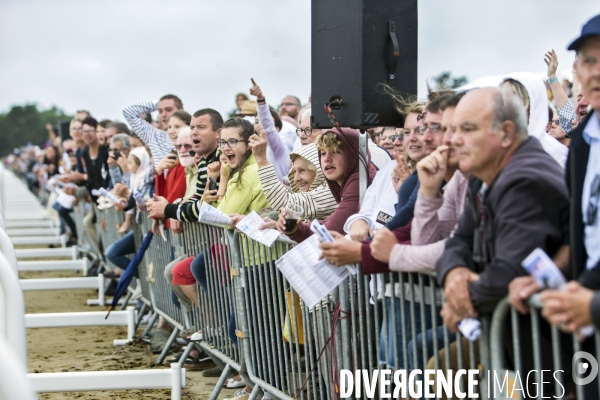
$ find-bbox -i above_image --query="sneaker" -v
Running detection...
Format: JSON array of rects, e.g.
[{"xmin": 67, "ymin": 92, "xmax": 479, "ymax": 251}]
[
  {"xmin": 164, "ymin": 349, "xmax": 208, "ymax": 365},
  {"xmin": 223, "ymin": 390, "xmax": 248, "ymax": 400}
]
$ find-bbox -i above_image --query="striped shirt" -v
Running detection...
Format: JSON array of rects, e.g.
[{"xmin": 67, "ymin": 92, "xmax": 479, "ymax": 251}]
[
  {"xmin": 164, "ymin": 147, "xmax": 220, "ymax": 221},
  {"xmin": 122, "ymin": 100, "xmax": 174, "ymax": 169},
  {"xmin": 257, "ymin": 164, "xmax": 338, "ymax": 221}
]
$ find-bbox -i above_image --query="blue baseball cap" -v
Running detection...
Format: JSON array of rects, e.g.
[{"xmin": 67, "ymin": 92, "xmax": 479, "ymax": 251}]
[{"xmin": 568, "ymin": 14, "xmax": 600, "ymax": 51}]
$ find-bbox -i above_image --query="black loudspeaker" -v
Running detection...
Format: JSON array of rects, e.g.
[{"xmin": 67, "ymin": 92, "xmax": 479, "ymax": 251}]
[
  {"xmin": 311, "ymin": 0, "xmax": 418, "ymax": 128},
  {"xmin": 58, "ymin": 121, "xmax": 71, "ymax": 142}
]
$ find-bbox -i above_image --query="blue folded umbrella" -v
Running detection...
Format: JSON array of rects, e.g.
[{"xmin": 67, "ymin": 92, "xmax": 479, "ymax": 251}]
[{"xmin": 105, "ymin": 231, "xmax": 153, "ymax": 318}]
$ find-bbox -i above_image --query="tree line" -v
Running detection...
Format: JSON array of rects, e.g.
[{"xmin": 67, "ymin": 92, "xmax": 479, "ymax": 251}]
[{"xmin": 0, "ymin": 104, "xmax": 72, "ymax": 157}]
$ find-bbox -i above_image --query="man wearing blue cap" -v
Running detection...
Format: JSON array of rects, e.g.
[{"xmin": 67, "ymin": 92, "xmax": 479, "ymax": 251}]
[{"xmin": 538, "ymin": 14, "xmax": 600, "ymax": 397}]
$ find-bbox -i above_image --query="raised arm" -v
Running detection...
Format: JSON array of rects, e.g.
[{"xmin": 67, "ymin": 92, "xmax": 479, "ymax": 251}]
[
  {"xmin": 122, "ymin": 100, "xmax": 173, "ymax": 167},
  {"xmin": 250, "ymin": 79, "xmax": 290, "ymax": 181},
  {"xmin": 544, "ymin": 50, "xmax": 570, "ymax": 111}
]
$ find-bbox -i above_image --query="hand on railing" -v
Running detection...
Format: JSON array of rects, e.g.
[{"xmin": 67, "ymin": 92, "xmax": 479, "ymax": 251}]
[
  {"xmin": 113, "ymin": 182, "xmax": 130, "ymax": 199},
  {"xmin": 113, "ymin": 197, "xmax": 128, "ymax": 211},
  {"xmin": 540, "ymin": 281, "xmax": 595, "ymax": 338},
  {"xmin": 508, "ymin": 275, "xmax": 542, "ymax": 315},
  {"xmin": 348, "ymin": 219, "xmax": 373, "ymax": 242},
  {"xmin": 318, "ymin": 231, "xmax": 362, "ymax": 266},
  {"xmin": 440, "ymin": 267, "xmax": 479, "ymax": 332},
  {"xmin": 229, "ymin": 213, "xmax": 244, "ymax": 228},
  {"xmin": 146, "ymin": 194, "xmax": 168, "ymax": 219},
  {"xmin": 369, "ymin": 227, "xmax": 398, "ymax": 263},
  {"xmin": 171, "ymin": 219, "xmax": 184, "ymax": 234}
]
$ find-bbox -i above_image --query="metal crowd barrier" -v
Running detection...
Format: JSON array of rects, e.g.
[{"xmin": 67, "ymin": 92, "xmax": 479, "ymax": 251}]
[
  {"xmin": 93, "ymin": 208, "xmax": 492, "ymax": 399},
  {"xmin": 489, "ymin": 296, "xmax": 600, "ymax": 399},
  {"xmin": 8, "ymin": 158, "xmax": 597, "ymax": 399}
]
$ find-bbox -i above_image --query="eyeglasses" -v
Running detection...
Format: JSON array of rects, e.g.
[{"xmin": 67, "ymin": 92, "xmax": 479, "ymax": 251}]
[
  {"xmin": 418, "ymin": 123, "xmax": 442, "ymax": 134},
  {"xmin": 217, "ymin": 139, "xmax": 248, "ymax": 148},
  {"xmin": 296, "ymin": 127, "xmax": 314, "ymax": 137},
  {"xmin": 547, "ymin": 119, "xmax": 560, "ymax": 126},
  {"xmin": 281, "ymin": 102, "xmax": 300, "ymax": 108},
  {"xmin": 390, "ymin": 134, "xmax": 404, "ymax": 142},
  {"xmin": 176, "ymin": 143, "xmax": 193, "ymax": 151},
  {"xmin": 82, "ymin": 129, "xmax": 96, "ymax": 134},
  {"xmin": 586, "ymin": 174, "xmax": 600, "ymax": 225}
]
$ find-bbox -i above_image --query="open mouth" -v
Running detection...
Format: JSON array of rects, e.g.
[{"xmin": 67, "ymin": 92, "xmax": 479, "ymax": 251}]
[
  {"xmin": 225, "ymin": 153, "xmax": 236, "ymax": 162},
  {"xmin": 324, "ymin": 166, "xmax": 336, "ymax": 173},
  {"xmin": 192, "ymin": 139, "xmax": 200, "ymax": 145}
]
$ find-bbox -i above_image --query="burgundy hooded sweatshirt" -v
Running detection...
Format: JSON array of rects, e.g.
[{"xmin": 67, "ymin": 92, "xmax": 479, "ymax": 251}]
[{"xmin": 288, "ymin": 128, "xmax": 376, "ymax": 243}]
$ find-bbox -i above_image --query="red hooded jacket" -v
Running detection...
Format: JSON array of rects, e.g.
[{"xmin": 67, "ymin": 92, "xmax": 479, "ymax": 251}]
[{"xmin": 289, "ymin": 127, "xmax": 377, "ymax": 242}]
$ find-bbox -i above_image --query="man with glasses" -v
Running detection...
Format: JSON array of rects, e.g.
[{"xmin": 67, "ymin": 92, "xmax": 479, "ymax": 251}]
[{"xmin": 279, "ymin": 95, "xmax": 302, "ymax": 120}]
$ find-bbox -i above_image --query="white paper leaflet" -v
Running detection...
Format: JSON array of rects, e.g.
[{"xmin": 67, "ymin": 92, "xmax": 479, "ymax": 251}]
[
  {"xmin": 522, "ymin": 248, "xmax": 595, "ymax": 337},
  {"xmin": 236, "ymin": 211, "xmax": 281, "ymax": 247},
  {"xmin": 276, "ymin": 235, "xmax": 350, "ymax": 309},
  {"xmin": 198, "ymin": 201, "xmax": 232, "ymax": 227}
]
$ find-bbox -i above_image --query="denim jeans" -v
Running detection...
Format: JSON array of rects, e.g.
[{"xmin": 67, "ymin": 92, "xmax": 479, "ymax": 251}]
[
  {"xmin": 408, "ymin": 324, "xmax": 455, "ymax": 370},
  {"xmin": 52, "ymin": 202, "xmax": 77, "ymax": 238},
  {"xmin": 379, "ymin": 297, "xmax": 437, "ymax": 370},
  {"xmin": 190, "ymin": 252, "xmax": 208, "ymax": 294},
  {"xmin": 105, "ymin": 231, "xmax": 135, "ymax": 270}
]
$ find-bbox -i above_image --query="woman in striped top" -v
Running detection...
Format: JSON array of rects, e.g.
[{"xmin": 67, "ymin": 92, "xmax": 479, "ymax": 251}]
[{"xmin": 251, "ymin": 123, "xmax": 338, "ymax": 222}]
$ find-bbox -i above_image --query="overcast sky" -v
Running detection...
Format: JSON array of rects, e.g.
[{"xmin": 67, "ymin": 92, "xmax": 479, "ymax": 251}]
[{"xmin": 2, "ymin": 0, "xmax": 600, "ymax": 124}]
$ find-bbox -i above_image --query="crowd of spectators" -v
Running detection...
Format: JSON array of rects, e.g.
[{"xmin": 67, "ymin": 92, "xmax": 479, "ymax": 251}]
[{"xmin": 4, "ymin": 13, "xmax": 600, "ymax": 399}]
